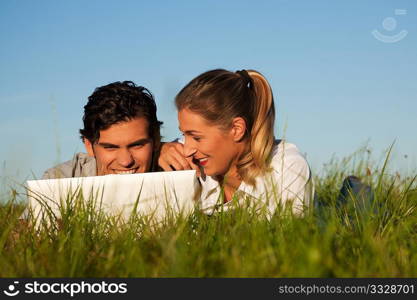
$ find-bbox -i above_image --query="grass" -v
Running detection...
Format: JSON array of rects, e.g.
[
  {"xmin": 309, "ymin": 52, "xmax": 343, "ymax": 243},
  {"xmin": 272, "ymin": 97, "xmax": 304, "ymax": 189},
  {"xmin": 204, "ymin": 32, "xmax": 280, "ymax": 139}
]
[{"xmin": 0, "ymin": 147, "xmax": 416, "ymax": 277}]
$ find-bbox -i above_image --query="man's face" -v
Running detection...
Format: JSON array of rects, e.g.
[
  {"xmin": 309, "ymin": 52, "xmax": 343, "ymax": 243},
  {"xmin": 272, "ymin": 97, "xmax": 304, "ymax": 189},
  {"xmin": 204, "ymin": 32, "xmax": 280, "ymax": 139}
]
[{"xmin": 84, "ymin": 117, "xmax": 154, "ymax": 175}]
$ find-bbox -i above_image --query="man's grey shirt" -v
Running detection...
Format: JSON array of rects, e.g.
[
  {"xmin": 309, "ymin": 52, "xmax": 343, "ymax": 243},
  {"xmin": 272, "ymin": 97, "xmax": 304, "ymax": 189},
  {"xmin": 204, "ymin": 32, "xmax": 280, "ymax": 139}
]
[
  {"xmin": 42, "ymin": 152, "xmax": 97, "ymax": 179},
  {"xmin": 22, "ymin": 153, "xmax": 96, "ymax": 219}
]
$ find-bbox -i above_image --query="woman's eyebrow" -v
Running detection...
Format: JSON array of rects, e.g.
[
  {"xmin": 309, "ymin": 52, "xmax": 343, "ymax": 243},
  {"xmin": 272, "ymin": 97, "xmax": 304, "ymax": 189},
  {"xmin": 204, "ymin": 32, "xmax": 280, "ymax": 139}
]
[
  {"xmin": 178, "ymin": 126, "xmax": 204, "ymax": 136},
  {"xmin": 183, "ymin": 130, "xmax": 202, "ymax": 135}
]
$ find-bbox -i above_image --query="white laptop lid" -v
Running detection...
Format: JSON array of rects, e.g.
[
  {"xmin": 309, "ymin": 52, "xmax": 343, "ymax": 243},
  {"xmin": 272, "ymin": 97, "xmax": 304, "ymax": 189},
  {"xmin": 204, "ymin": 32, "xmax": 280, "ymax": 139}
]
[{"xmin": 26, "ymin": 170, "xmax": 199, "ymax": 224}]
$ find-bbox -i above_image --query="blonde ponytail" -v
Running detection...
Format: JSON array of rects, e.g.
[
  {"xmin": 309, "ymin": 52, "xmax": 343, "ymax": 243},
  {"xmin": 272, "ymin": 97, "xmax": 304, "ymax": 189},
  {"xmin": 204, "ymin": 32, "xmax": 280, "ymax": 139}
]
[{"xmin": 236, "ymin": 70, "xmax": 275, "ymax": 186}]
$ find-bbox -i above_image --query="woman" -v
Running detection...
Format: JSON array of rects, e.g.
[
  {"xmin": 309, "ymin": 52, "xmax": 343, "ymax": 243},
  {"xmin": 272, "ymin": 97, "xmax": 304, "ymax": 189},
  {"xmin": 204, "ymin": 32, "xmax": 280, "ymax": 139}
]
[{"xmin": 162, "ymin": 69, "xmax": 314, "ymax": 216}]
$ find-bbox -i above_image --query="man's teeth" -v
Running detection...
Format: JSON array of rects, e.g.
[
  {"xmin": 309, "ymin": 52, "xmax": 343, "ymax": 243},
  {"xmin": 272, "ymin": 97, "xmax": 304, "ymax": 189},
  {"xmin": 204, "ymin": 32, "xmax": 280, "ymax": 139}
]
[
  {"xmin": 115, "ymin": 169, "xmax": 136, "ymax": 175},
  {"xmin": 199, "ymin": 158, "xmax": 208, "ymax": 163}
]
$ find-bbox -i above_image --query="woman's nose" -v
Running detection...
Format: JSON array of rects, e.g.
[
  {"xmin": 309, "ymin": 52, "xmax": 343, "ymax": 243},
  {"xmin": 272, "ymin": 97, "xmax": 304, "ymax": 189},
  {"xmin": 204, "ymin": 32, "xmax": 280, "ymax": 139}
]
[{"xmin": 183, "ymin": 139, "xmax": 197, "ymax": 158}]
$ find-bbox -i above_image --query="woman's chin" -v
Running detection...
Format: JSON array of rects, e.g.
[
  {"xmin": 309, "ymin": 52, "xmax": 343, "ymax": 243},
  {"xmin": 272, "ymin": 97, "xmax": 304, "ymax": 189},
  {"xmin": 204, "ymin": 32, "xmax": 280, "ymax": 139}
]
[
  {"xmin": 204, "ymin": 168, "xmax": 226, "ymax": 178},
  {"xmin": 202, "ymin": 167, "xmax": 215, "ymax": 177}
]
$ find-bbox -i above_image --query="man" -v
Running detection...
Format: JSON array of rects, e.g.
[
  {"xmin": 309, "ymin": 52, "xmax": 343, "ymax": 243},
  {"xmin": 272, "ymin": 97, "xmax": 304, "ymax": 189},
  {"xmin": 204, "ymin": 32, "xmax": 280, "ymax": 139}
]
[{"xmin": 43, "ymin": 81, "xmax": 163, "ymax": 179}]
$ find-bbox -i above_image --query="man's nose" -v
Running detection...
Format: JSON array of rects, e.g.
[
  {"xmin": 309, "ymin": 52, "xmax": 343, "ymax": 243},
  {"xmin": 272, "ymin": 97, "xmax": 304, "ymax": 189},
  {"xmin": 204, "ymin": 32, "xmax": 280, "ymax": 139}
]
[{"xmin": 118, "ymin": 149, "xmax": 135, "ymax": 167}]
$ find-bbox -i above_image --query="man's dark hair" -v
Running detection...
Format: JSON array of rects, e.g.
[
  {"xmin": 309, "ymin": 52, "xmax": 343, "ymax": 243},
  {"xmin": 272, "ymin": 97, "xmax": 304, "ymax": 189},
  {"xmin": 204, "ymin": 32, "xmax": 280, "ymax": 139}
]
[{"xmin": 79, "ymin": 81, "xmax": 163, "ymax": 148}]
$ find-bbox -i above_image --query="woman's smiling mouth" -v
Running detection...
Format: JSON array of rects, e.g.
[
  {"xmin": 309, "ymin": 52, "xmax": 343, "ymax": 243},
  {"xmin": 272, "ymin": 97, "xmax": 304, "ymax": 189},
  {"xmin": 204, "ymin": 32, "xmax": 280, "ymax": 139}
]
[{"xmin": 196, "ymin": 157, "xmax": 208, "ymax": 166}]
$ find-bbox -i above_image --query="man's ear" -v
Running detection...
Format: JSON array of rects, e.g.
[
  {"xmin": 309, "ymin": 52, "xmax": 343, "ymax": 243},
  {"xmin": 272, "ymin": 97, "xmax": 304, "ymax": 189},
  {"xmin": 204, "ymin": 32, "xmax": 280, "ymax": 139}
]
[
  {"xmin": 230, "ymin": 117, "xmax": 247, "ymax": 142},
  {"xmin": 83, "ymin": 138, "xmax": 95, "ymax": 157}
]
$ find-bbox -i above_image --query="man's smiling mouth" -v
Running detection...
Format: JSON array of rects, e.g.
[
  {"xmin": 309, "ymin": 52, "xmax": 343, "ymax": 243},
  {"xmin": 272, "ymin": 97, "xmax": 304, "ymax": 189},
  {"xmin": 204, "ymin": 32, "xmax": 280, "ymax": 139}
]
[{"xmin": 113, "ymin": 168, "xmax": 138, "ymax": 175}]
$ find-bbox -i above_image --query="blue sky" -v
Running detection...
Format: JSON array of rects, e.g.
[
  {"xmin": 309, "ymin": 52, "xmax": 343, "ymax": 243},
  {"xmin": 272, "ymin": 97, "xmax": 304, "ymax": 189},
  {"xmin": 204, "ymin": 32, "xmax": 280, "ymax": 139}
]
[{"xmin": 1, "ymin": 0, "xmax": 416, "ymax": 183}]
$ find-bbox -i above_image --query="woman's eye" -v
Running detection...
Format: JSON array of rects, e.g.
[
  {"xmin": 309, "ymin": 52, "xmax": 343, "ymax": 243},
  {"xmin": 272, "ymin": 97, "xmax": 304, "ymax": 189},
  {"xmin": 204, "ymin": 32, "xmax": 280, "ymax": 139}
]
[{"xmin": 193, "ymin": 136, "xmax": 201, "ymax": 141}]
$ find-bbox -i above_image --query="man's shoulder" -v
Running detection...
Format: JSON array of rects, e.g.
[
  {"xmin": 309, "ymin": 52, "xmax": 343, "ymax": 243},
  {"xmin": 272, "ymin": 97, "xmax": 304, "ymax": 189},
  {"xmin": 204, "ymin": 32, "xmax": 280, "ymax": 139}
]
[{"xmin": 42, "ymin": 153, "xmax": 96, "ymax": 179}]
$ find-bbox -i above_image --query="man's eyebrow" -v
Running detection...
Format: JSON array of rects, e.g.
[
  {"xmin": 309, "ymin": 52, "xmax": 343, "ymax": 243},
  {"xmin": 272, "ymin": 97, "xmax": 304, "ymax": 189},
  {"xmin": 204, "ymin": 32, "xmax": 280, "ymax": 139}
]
[
  {"xmin": 97, "ymin": 142, "xmax": 119, "ymax": 148},
  {"xmin": 127, "ymin": 138, "xmax": 152, "ymax": 147},
  {"xmin": 97, "ymin": 138, "xmax": 151, "ymax": 148}
]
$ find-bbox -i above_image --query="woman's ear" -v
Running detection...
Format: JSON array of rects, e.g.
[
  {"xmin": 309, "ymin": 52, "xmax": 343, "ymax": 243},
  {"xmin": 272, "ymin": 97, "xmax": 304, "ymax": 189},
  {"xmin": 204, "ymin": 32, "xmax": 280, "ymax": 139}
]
[
  {"xmin": 230, "ymin": 117, "xmax": 247, "ymax": 142},
  {"xmin": 83, "ymin": 138, "xmax": 95, "ymax": 157}
]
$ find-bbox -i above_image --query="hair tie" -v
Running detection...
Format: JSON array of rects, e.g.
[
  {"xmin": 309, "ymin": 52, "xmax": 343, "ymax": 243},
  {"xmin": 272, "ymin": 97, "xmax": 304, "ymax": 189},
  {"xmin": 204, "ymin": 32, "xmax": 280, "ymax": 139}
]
[{"xmin": 236, "ymin": 69, "xmax": 253, "ymax": 89}]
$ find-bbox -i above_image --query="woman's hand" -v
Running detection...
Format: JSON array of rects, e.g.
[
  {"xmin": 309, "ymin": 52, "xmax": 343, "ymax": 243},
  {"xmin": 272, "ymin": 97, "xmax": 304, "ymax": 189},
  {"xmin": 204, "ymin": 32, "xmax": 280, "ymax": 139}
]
[{"xmin": 158, "ymin": 142, "xmax": 201, "ymax": 176}]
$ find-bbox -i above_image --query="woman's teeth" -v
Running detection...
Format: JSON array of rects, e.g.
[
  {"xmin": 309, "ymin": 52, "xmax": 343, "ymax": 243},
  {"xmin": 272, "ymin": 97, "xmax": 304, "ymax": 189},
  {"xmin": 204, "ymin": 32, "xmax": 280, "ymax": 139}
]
[{"xmin": 199, "ymin": 158, "xmax": 208, "ymax": 165}]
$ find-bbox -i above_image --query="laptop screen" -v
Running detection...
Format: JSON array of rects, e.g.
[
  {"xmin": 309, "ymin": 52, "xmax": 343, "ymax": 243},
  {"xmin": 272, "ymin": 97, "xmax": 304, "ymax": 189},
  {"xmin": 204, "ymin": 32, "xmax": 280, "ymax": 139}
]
[{"xmin": 26, "ymin": 170, "xmax": 200, "ymax": 225}]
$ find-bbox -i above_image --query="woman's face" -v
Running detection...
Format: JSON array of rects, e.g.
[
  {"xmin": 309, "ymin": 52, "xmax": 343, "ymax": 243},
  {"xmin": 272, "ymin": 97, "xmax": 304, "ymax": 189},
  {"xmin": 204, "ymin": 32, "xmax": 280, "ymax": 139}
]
[{"xmin": 178, "ymin": 108, "xmax": 242, "ymax": 177}]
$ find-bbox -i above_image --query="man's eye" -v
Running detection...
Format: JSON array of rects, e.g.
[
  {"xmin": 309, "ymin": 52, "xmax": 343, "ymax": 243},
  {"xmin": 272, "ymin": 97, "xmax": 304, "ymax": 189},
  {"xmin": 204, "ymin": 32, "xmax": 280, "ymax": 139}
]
[
  {"xmin": 132, "ymin": 144, "xmax": 144, "ymax": 149},
  {"xmin": 193, "ymin": 136, "xmax": 201, "ymax": 142}
]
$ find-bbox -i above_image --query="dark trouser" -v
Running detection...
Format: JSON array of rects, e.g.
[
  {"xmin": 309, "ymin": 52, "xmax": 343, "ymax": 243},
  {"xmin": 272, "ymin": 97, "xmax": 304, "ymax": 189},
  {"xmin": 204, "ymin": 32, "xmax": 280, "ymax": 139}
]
[
  {"xmin": 337, "ymin": 176, "xmax": 374, "ymax": 211},
  {"xmin": 315, "ymin": 176, "xmax": 376, "ymax": 227}
]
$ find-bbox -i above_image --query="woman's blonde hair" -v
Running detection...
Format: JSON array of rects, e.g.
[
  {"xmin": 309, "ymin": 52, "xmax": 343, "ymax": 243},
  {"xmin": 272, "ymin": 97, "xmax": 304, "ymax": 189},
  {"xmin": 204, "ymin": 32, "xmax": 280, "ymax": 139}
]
[{"xmin": 175, "ymin": 69, "xmax": 275, "ymax": 186}]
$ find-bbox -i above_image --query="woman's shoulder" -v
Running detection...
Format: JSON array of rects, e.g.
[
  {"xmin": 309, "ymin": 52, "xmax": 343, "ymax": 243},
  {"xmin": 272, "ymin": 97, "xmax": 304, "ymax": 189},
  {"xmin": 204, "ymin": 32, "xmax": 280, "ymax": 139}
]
[{"xmin": 270, "ymin": 139, "xmax": 310, "ymax": 172}]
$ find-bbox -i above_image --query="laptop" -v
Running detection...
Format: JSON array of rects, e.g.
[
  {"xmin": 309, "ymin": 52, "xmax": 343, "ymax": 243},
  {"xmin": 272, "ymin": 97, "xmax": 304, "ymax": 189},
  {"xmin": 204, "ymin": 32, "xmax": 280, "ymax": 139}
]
[{"xmin": 26, "ymin": 170, "xmax": 200, "ymax": 225}]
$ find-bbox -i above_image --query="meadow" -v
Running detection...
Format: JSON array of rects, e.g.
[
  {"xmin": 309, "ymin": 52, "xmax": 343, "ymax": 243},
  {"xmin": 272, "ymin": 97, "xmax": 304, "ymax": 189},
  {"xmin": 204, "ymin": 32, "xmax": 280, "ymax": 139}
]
[{"xmin": 0, "ymin": 146, "xmax": 416, "ymax": 277}]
